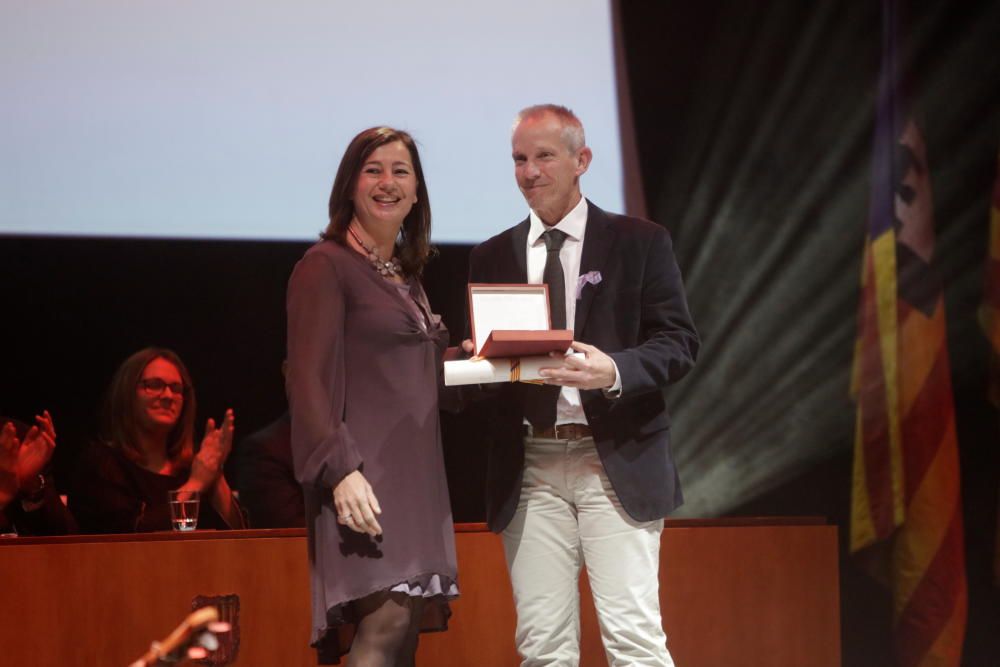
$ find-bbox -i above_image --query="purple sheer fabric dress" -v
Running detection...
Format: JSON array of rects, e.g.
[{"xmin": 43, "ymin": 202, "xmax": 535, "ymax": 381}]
[{"xmin": 286, "ymin": 240, "xmax": 458, "ymax": 663}]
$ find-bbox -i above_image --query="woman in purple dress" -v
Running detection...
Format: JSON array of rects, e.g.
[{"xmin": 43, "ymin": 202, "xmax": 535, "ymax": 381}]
[{"xmin": 286, "ymin": 127, "xmax": 458, "ymax": 665}]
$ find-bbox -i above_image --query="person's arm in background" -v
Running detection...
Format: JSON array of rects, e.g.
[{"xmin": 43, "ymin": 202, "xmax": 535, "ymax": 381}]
[
  {"xmin": 6, "ymin": 412, "xmax": 78, "ymax": 535},
  {"xmin": 179, "ymin": 409, "xmax": 246, "ymax": 529},
  {"xmin": 0, "ymin": 421, "xmax": 19, "ymax": 511}
]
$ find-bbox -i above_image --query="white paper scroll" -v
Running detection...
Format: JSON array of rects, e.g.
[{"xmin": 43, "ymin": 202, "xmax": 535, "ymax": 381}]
[{"xmin": 444, "ymin": 353, "xmax": 583, "ymax": 386}]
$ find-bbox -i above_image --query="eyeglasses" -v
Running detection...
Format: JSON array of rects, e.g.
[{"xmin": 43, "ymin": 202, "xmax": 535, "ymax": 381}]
[{"xmin": 137, "ymin": 378, "xmax": 186, "ymax": 397}]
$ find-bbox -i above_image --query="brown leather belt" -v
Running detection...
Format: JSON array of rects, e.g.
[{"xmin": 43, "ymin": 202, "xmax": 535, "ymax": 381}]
[{"xmin": 528, "ymin": 423, "xmax": 593, "ymax": 440}]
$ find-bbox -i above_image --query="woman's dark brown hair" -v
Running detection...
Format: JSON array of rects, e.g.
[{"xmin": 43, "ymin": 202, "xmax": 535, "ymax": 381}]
[
  {"xmin": 322, "ymin": 126, "xmax": 433, "ymax": 276},
  {"xmin": 102, "ymin": 347, "xmax": 196, "ymax": 469}
]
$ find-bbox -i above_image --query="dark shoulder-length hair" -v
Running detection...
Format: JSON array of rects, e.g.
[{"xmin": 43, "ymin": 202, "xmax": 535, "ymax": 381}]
[
  {"xmin": 321, "ymin": 126, "xmax": 434, "ymax": 276},
  {"xmin": 102, "ymin": 347, "xmax": 196, "ymax": 469}
]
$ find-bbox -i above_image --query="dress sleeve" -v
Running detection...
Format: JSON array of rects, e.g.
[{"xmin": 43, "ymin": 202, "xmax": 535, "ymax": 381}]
[{"xmin": 286, "ymin": 249, "xmax": 363, "ymax": 490}]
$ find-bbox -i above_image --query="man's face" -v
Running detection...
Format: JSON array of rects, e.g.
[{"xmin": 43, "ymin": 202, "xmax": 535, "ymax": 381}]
[{"xmin": 512, "ymin": 113, "xmax": 591, "ymax": 225}]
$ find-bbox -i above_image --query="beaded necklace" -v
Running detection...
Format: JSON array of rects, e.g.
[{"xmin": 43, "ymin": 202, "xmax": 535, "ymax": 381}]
[{"xmin": 349, "ymin": 225, "xmax": 403, "ymax": 278}]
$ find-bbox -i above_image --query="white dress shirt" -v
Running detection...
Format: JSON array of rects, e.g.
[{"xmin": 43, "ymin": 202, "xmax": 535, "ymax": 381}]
[{"xmin": 526, "ymin": 197, "xmax": 620, "ymax": 425}]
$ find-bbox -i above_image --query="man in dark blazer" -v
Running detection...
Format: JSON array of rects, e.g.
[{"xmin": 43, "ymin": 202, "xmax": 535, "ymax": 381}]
[
  {"xmin": 466, "ymin": 105, "xmax": 699, "ymax": 666},
  {"xmin": 233, "ymin": 411, "xmax": 304, "ymax": 528}
]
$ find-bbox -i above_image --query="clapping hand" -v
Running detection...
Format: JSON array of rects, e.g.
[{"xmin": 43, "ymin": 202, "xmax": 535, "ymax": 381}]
[
  {"xmin": 334, "ymin": 470, "xmax": 383, "ymax": 537},
  {"xmin": 16, "ymin": 410, "xmax": 57, "ymax": 489},
  {"xmin": 189, "ymin": 409, "xmax": 235, "ymax": 490}
]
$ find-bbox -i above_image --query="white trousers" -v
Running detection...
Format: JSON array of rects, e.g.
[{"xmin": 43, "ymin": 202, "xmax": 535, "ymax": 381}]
[{"xmin": 502, "ymin": 436, "xmax": 674, "ymax": 667}]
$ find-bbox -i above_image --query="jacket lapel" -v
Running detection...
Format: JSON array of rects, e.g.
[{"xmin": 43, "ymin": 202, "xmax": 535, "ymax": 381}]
[
  {"xmin": 507, "ymin": 217, "xmax": 530, "ymax": 282},
  {"xmin": 574, "ymin": 201, "xmax": 616, "ymax": 334}
]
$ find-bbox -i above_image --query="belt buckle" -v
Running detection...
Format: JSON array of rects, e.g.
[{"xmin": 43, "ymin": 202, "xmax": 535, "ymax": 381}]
[
  {"xmin": 527, "ymin": 423, "xmax": 588, "ymax": 440},
  {"xmin": 555, "ymin": 423, "xmax": 587, "ymax": 440}
]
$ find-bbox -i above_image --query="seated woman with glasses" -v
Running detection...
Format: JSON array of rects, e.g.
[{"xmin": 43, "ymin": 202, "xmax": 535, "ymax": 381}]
[{"xmin": 70, "ymin": 347, "xmax": 246, "ymax": 533}]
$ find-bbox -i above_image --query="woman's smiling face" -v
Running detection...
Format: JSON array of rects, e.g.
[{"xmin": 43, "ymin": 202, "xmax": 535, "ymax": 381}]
[
  {"xmin": 135, "ymin": 356, "xmax": 185, "ymax": 434},
  {"xmin": 352, "ymin": 140, "xmax": 418, "ymax": 229}
]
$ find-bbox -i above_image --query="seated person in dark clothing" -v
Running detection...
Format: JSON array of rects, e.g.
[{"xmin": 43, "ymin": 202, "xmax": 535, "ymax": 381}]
[
  {"xmin": 1, "ymin": 412, "xmax": 78, "ymax": 535},
  {"xmin": 234, "ymin": 410, "xmax": 303, "ymax": 528},
  {"xmin": 233, "ymin": 361, "xmax": 305, "ymax": 528},
  {"xmin": 0, "ymin": 422, "xmax": 15, "ymax": 511},
  {"xmin": 70, "ymin": 347, "xmax": 246, "ymax": 533}
]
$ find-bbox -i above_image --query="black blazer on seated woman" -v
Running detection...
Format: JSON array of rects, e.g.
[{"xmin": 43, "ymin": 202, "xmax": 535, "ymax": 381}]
[{"xmin": 70, "ymin": 442, "xmax": 234, "ymax": 534}]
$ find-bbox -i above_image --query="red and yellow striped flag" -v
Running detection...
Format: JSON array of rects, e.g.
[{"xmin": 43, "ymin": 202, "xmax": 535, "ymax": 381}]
[{"xmin": 850, "ymin": 2, "xmax": 967, "ymax": 664}]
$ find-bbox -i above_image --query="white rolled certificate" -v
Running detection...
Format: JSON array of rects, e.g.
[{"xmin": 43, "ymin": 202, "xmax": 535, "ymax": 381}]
[{"xmin": 443, "ymin": 353, "xmax": 582, "ymax": 386}]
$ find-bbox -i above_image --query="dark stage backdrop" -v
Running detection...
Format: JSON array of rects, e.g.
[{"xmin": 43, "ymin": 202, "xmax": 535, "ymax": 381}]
[
  {"xmin": 619, "ymin": 1, "xmax": 999, "ymax": 665},
  {"xmin": 2, "ymin": 0, "xmax": 998, "ymax": 664}
]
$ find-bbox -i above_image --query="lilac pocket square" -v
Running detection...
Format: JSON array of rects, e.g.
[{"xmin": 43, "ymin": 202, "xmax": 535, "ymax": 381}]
[{"xmin": 576, "ymin": 270, "xmax": 602, "ymax": 299}]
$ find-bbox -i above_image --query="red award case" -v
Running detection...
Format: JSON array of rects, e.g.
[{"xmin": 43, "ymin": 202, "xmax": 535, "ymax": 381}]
[{"xmin": 468, "ymin": 283, "xmax": 573, "ymax": 358}]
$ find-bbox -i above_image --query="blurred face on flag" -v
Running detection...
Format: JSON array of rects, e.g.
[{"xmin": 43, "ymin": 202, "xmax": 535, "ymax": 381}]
[{"xmin": 895, "ymin": 119, "xmax": 934, "ymax": 264}]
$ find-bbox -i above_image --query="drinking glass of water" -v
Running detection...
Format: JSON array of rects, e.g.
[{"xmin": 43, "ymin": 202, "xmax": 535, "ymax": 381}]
[{"xmin": 168, "ymin": 489, "xmax": 200, "ymax": 532}]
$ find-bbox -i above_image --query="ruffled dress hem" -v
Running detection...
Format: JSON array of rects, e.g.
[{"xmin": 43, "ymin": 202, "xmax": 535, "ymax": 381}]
[{"xmin": 313, "ymin": 572, "xmax": 459, "ymax": 665}]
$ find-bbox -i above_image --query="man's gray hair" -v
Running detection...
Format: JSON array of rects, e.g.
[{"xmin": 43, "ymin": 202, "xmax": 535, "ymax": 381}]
[{"xmin": 513, "ymin": 104, "xmax": 586, "ymax": 153}]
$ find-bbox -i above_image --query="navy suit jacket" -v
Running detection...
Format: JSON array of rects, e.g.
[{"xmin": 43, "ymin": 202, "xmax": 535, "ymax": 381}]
[
  {"xmin": 233, "ymin": 411, "xmax": 305, "ymax": 529},
  {"xmin": 468, "ymin": 201, "xmax": 700, "ymax": 532}
]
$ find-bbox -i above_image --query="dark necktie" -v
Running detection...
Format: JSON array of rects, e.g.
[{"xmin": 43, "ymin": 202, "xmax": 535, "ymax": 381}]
[
  {"xmin": 524, "ymin": 228, "xmax": 568, "ymax": 430},
  {"xmin": 542, "ymin": 229, "xmax": 567, "ymax": 330}
]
